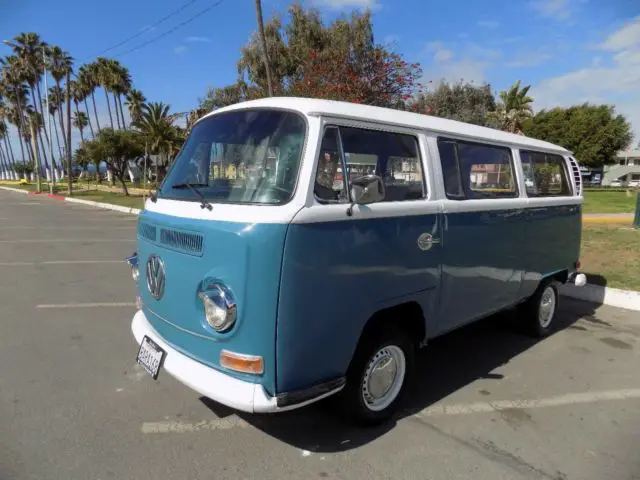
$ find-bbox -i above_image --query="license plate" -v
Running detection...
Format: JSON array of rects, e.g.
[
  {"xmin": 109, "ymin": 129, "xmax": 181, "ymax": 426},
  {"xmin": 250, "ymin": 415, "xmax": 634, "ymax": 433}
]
[{"xmin": 137, "ymin": 336, "xmax": 165, "ymax": 380}]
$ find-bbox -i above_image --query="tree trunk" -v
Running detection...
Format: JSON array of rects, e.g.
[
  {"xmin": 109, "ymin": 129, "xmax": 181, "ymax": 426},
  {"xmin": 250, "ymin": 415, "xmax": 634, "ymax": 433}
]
[
  {"xmin": 2, "ymin": 120, "xmax": 16, "ymax": 169},
  {"xmin": 52, "ymin": 115, "xmax": 64, "ymax": 161},
  {"xmin": 117, "ymin": 94, "xmax": 127, "ymax": 129},
  {"xmin": 118, "ymin": 169, "xmax": 129, "ymax": 195},
  {"xmin": 113, "ymin": 93, "xmax": 122, "ymax": 130},
  {"xmin": 66, "ymin": 69, "xmax": 73, "ymax": 195},
  {"xmin": 91, "ymin": 91, "xmax": 101, "ymax": 132},
  {"xmin": 255, "ymin": 0, "xmax": 273, "ymax": 96},
  {"xmin": 55, "ymin": 80, "xmax": 68, "ymax": 157},
  {"xmin": 34, "ymin": 81, "xmax": 54, "ymax": 155},
  {"xmin": 83, "ymin": 97, "xmax": 96, "ymax": 138},
  {"xmin": 104, "ymin": 89, "xmax": 115, "ymax": 129}
]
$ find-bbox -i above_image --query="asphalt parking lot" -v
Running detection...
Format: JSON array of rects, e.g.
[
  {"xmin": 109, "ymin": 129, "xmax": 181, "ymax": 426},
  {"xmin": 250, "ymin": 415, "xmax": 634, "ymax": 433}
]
[{"xmin": 1, "ymin": 188, "xmax": 639, "ymax": 480}]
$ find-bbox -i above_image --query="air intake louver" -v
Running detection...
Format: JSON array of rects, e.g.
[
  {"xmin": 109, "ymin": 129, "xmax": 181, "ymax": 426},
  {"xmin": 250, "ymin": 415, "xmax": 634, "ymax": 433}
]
[
  {"xmin": 137, "ymin": 222, "xmax": 157, "ymax": 242},
  {"xmin": 568, "ymin": 156, "xmax": 582, "ymax": 196},
  {"xmin": 160, "ymin": 228, "xmax": 204, "ymax": 256}
]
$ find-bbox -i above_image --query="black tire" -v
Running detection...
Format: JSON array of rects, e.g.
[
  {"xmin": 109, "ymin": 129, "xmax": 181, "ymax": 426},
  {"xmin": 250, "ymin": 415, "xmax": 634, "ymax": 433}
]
[
  {"xmin": 518, "ymin": 279, "xmax": 559, "ymax": 338},
  {"xmin": 338, "ymin": 328, "xmax": 414, "ymax": 426}
]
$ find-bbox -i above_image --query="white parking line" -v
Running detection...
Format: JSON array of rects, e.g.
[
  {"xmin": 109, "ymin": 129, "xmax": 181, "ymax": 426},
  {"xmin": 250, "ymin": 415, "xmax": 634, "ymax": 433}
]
[
  {"xmin": 411, "ymin": 388, "xmax": 640, "ymax": 418},
  {"xmin": 142, "ymin": 418, "xmax": 249, "ymax": 433},
  {"xmin": 0, "ymin": 260, "xmax": 125, "ymax": 266},
  {"xmin": 0, "ymin": 239, "xmax": 135, "ymax": 243},
  {"xmin": 36, "ymin": 302, "xmax": 136, "ymax": 309},
  {"xmin": 140, "ymin": 388, "xmax": 640, "ymax": 434}
]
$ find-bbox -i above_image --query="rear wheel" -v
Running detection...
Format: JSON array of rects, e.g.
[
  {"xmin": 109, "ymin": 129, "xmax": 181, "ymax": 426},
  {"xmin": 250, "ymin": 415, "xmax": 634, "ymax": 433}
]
[
  {"xmin": 339, "ymin": 328, "xmax": 414, "ymax": 426},
  {"xmin": 518, "ymin": 279, "xmax": 559, "ymax": 337}
]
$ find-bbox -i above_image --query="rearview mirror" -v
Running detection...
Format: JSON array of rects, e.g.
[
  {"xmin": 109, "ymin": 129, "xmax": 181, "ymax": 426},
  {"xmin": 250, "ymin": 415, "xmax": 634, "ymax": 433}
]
[{"xmin": 350, "ymin": 175, "xmax": 385, "ymax": 205}]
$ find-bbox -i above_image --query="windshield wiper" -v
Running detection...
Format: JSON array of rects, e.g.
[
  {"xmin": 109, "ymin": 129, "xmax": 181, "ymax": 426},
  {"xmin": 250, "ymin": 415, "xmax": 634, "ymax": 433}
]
[{"xmin": 172, "ymin": 182, "xmax": 213, "ymax": 210}]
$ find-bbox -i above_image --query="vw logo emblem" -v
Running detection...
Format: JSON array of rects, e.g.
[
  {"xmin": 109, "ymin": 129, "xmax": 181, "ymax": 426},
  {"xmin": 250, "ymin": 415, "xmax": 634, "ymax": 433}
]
[{"xmin": 146, "ymin": 255, "xmax": 165, "ymax": 300}]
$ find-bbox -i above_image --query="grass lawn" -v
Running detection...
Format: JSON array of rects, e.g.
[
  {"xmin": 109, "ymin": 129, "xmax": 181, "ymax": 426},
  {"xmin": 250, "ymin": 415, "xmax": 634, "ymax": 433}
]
[
  {"xmin": 583, "ymin": 189, "xmax": 638, "ymax": 214},
  {"xmin": 0, "ymin": 181, "xmax": 145, "ymax": 209},
  {"xmin": 580, "ymin": 225, "xmax": 640, "ymax": 291}
]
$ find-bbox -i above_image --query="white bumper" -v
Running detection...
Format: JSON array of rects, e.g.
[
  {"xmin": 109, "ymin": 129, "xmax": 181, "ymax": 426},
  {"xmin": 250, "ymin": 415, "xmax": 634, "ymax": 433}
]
[{"xmin": 131, "ymin": 309, "xmax": 279, "ymax": 413}]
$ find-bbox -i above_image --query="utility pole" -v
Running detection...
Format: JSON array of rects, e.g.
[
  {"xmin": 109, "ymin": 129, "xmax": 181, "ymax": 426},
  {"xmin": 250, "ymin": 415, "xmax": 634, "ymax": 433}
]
[
  {"xmin": 29, "ymin": 118, "xmax": 42, "ymax": 193},
  {"xmin": 255, "ymin": 0, "xmax": 273, "ymax": 96},
  {"xmin": 65, "ymin": 69, "xmax": 72, "ymax": 195},
  {"xmin": 43, "ymin": 47, "xmax": 55, "ymax": 194}
]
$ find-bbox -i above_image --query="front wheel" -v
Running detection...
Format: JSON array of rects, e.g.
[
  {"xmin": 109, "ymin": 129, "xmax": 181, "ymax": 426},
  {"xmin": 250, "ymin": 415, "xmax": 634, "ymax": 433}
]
[
  {"xmin": 339, "ymin": 329, "xmax": 414, "ymax": 426},
  {"xmin": 518, "ymin": 279, "xmax": 559, "ymax": 337}
]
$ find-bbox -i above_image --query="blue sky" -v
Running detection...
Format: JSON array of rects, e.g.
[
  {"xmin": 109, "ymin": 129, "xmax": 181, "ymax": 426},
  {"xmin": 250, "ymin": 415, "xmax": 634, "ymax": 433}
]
[{"xmin": 1, "ymin": 0, "xmax": 640, "ymax": 155}]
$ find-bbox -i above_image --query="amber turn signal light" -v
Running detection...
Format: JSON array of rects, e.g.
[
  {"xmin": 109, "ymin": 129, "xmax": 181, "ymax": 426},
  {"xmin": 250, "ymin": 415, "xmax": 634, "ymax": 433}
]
[{"xmin": 220, "ymin": 350, "xmax": 264, "ymax": 375}]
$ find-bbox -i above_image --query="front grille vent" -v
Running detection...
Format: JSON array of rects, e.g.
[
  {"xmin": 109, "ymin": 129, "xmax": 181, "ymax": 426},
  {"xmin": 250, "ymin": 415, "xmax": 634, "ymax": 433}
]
[{"xmin": 159, "ymin": 228, "xmax": 204, "ymax": 255}]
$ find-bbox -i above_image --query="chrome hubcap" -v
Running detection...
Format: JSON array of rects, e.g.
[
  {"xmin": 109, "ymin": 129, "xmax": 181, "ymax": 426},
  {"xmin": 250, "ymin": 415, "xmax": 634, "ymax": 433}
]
[
  {"xmin": 361, "ymin": 345, "xmax": 406, "ymax": 412},
  {"xmin": 539, "ymin": 286, "xmax": 556, "ymax": 328}
]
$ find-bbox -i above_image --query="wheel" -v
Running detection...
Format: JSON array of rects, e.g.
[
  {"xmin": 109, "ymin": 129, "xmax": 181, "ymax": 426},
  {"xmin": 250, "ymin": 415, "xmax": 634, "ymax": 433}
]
[
  {"xmin": 518, "ymin": 279, "xmax": 559, "ymax": 337},
  {"xmin": 339, "ymin": 328, "xmax": 414, "ymax": 426}
]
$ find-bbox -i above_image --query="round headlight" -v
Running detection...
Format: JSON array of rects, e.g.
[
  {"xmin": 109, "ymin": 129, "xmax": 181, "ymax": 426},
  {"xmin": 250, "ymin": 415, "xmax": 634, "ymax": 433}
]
[
  {"xmin": 131, "ymin": 266, "xmax": 140, "ymax": 282},
  {"xmin": 199, "ymin": 284, "xmax": 237, "ymax": 333}
]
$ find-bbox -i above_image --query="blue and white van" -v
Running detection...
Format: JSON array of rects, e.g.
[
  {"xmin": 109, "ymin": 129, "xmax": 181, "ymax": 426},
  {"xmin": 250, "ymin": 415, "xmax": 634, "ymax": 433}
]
[{"xmin": 128, "ymin": 97, "xmax": 587, "ymax": 425}]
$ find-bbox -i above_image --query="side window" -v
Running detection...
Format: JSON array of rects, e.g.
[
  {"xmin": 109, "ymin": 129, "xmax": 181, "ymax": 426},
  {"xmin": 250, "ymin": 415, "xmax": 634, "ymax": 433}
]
[
  {"xmin": 437, "ymin": 137, "xmax": 517, "ymax": 199},
  {"xmin": 314, "ymin": 125, "xmax": 426, "ymax": 204},
  {"xmin": 314, "ymin": 127, "xmax": 348, "ymax": 203},
  {"xmin": 520, "ymin": 151, "xmax": 572, "ymax": 196}
]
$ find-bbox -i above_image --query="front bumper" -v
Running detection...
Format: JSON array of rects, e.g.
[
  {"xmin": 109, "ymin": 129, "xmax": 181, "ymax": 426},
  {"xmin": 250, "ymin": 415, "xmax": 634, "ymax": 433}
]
[{"xmin": 131, "ymin": 310, "xmax": 344, "ymax": 413}]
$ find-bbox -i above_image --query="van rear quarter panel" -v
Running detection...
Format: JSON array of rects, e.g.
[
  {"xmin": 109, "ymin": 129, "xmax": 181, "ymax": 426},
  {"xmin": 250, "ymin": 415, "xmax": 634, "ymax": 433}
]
[
  {"xmin": 521, "ymin": 201, "xmax": 582, "ymax": 297},
  {"xmin": 276, "ymin": 214, "xmax": 441, "ymax": 394}
]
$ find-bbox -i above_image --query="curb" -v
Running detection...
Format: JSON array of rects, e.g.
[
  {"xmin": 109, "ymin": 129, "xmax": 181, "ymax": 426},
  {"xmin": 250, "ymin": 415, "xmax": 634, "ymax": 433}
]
[
  {"xmin": 0, "ymin": 185, "xmax": 141, "ymax": 215},
  {"xmin": 560, "ymin": 283, "xmax": 640, "ymax": 312},
  {"xmin": 583, "ymin": 215, "xmax": 634, "ymax": 225},
  {"xmin": 63, "ymin": 197, "xmax": 141, "ymax": 215}
]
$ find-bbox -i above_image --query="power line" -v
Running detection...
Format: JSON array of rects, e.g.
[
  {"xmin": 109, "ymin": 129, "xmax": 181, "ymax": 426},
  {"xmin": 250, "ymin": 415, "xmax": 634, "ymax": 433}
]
[
  {"xmin": 113, "ymin": 0, "xmax": 226, "ymax": 59},
  {"xmin": 83, "ymin": 0, "xmax": 199, "ymax": 61}
]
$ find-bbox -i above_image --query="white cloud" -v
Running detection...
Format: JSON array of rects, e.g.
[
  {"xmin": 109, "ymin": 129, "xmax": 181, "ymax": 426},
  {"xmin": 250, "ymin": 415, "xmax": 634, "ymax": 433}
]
[
  {"xmin": 599, "ymin": 15, "xmax": 640, "ymax": 51},
  {"xmin": 477, "ymin": 20, "xmax": 499, "ymax": 29},
  {"xmin": 530, "ymin": 0, "xmax": 571, "ymax": 20},
  {"xmin": 532, "ymin": 16, "xmax": 640, "ymax": 142},
  {"xmin": 424, "ymin": 41, "xmax": 501, "ymax": 84},
  {"xmin": 185, "ymin": 36, "xmax": 212, "ymax": 43},
  {"xmin": 173, "ymin": 46, "xmax": 188, "ymax": 55},
  {"xmin": 435, "ymin": 49, "xmax": 454, "ymax": 62},
  {"xmin": 312, "ymin": 0, "xmax": 380, "ymax": 9}
]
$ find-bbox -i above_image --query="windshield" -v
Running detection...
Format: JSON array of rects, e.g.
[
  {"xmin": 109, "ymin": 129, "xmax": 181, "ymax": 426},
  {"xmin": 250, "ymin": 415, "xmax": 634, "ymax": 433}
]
[{"xmin": 158, "ymin": 109, "xmax": 306, "ymax": 205}]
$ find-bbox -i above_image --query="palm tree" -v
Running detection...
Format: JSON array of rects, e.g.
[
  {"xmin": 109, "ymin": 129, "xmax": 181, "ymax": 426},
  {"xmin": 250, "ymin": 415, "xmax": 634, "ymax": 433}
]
[
  {"xmin": 68, "ymin": 78, "xmax": 94, "ymax": 139},
  {"xmin": 125, "ymin": 88, "xmax": 146, "ymax": 125},
  {"xmin": 77, "ymin": 64, "xmax": 100, "ymax": 133},
  {"xmin": 488, "ymin": 80, "xmax": 534, "ymax": 134},
  {"xmin": 133, "ymin": 102, "xmax": 180, "ymax": 176},
  {"xmin": 47, "ymin": 46, "xmax": 73, "ymax": 162},
  {"xmin": 0, "ymin": 57, "xmax": 34, "ymax": 165},
  {"xmin": 94, "ymin": 58, "xmax": 116, "ymax": 129},
  {"xmin": 109, "ymin": 60, "xmax": 131, "ymax": 129},
  {"xmin": 3, "ymin": 34, "xmax": 52, "ymax": 152},
  {"xmin": 0, "ymin": 119, "xmax": 16, "ymax": 177},
  {"xmin": 72, "ymin": 111, "xmax": 88, "ymax": 142},
  {"xmin": 0, "ymin": 96, "xmax": 18, "ymax": 176},
  {"xmin": 47, "ymin": 85, "xmax": 65, "ymax": 160}
]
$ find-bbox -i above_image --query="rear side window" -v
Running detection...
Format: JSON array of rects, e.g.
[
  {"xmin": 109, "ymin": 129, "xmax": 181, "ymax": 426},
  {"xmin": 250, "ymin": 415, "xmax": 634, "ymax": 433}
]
[
  {"xmin": 437, "ymin": 137, "xmax": 517, "ymax": 200},
  {"xmin": 520, "ymin": 151, "xmax": 572, "ymax": 197}
]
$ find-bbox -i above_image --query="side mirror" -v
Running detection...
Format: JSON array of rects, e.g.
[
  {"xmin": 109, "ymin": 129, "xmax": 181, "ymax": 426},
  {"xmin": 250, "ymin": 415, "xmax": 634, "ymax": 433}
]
[
  {"xmin": 351, "ymin": 175, "xmax": 385, "ymax": 205},
  {"xmin": 149, "ymin": 190, "xmax": 158, "ymax": 203}
]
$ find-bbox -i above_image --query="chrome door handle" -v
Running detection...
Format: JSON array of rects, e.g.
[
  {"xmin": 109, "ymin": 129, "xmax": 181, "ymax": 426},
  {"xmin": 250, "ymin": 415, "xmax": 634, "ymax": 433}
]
[{"xmin": 417, "ymin": 233, "xmax": 439, "ymax": 251}]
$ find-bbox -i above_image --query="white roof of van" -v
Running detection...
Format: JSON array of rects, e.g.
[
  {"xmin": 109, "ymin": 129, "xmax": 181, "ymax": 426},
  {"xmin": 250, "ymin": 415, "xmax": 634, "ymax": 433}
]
[{"xmin": 208, "ymin": 97, "xmax": 571, "ymax": 154}]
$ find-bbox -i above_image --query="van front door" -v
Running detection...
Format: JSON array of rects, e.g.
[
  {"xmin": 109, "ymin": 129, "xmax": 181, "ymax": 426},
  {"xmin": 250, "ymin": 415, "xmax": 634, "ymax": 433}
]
[{"xmin": 275, "ymin": 125, "xmax": 443, "ymax": 395}]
